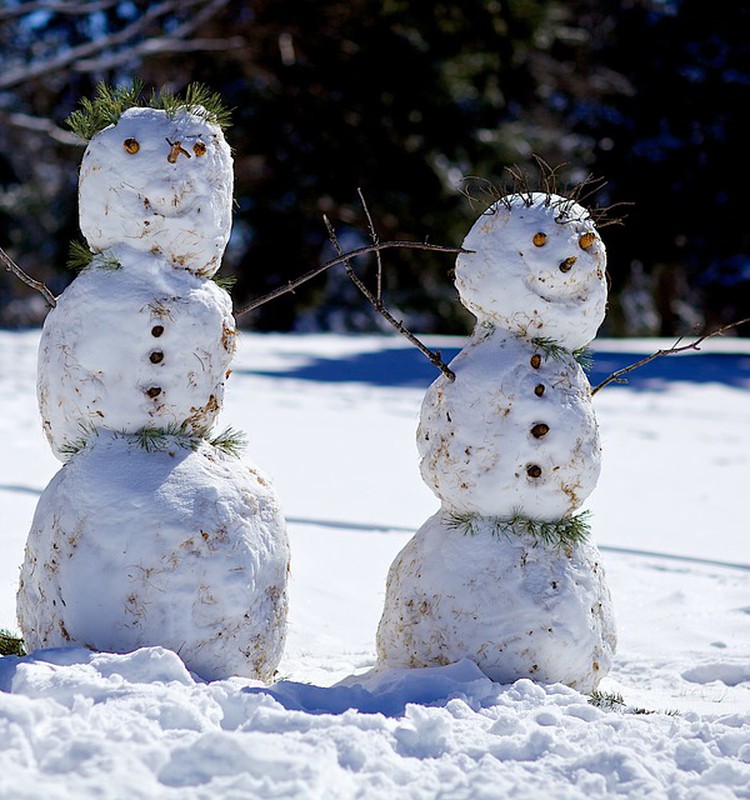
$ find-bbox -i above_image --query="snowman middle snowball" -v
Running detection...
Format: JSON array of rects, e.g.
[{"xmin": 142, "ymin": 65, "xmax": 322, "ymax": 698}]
[{"xmin": 376, "ymin": 192, "xmax": 616, "ymax": 693}]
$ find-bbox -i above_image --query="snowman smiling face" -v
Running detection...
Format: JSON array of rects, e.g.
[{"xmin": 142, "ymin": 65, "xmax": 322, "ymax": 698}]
[
  {"xmin": 455, "ymin": 193, "xmax": 608, "ymax": 351},
  {"xmin": 78, "ymin": 107, "xmax": 234, "ymax": 276}
]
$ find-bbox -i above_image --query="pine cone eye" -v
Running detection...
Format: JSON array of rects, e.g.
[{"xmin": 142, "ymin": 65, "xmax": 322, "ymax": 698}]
[
  {"xmin": 193, "ymin": 141, "xmax": 207, "ymax": 156},
  {"xmin": 533, "ymin": 232, "xmax": 547, "ymax": 247},
  {"xmin": 123, "ymin": 138, "xmax": 140, "ymax": 154},
  {"xmin": 579, "ymin": 232, "xmax": 597, "ymax": 250}
]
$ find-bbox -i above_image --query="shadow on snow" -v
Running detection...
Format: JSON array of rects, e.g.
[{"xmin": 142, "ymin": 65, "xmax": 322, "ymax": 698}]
[
  {"xmin": 243, "ymin": 659, "xmax": 507, "ymax": 717},
  {"xmin": 241, "ymin": 346, "xmax": 750, "ymax": 391}
]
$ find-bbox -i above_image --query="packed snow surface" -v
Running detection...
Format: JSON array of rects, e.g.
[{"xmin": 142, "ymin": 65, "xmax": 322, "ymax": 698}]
[
  {"xmin": 2, "ymin": 330, "xmax": 750, "ymax": 799},
  {"xmin": 78, "ymin": 107, "xmax": 233, "ymax": 276}
]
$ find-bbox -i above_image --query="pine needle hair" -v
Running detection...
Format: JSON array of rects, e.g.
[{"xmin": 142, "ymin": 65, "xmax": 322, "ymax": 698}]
[{"xmin": 66, "ymin": 80, "xmax": 233, "ymax": 142}]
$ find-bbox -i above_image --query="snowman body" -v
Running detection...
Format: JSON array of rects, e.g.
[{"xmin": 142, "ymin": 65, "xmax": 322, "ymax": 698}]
[
  {"xmin": 18, "ymin": 104, "xmax": 289, "ymax": 681},
  {"xmin": 417, "ymin": 329, "xmax": 601, "ymax": 519},
  {"xmin": 18, "ymin": 434, "xmax": 289, "ymax": 682},
  {"xmin": 377, "ymin": 193, "xmax": 616, "ymax": 692},
  {"xmin": 38, "ymin": 251, "xmax": 236, "ymax": 459}
]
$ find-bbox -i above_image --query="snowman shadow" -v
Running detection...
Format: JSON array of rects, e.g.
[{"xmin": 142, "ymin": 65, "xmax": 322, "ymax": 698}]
[
  {"xmin": 243, "ymin": 658, "xmax": 507, "ymax": 717},
  {"xmin": 242, "ymin": 346, "xmax": 461, "ymax": 389},
  {"xmin": 587, "ymin": 350, "xmax": 750, "ymax": 390},
  {"xmin": 246, "ymin": 346, "xmax": 750, "ymax": 391}
]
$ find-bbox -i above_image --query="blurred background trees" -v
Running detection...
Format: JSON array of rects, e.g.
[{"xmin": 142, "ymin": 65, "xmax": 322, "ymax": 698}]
[{"xmin": 0, "ymin": 0, "xmax": 747, "ymax": 335}]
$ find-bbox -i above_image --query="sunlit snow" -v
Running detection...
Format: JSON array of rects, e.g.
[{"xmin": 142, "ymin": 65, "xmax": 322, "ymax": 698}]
[{"xmin": 1, "ymin": 330, "xmax": 749, "ymax": 798}]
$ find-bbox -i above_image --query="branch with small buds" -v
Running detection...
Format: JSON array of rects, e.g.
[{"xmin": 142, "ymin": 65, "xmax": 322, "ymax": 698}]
[
  {"xmin": 591, "ymin": 317, "xmax": 750, "ymax": 395},
  {"xmin": 322, "ymin": 190, "xmax": 456, "ymax": 382},
  {"xmin": 234, "ymin": 239, "xmax": 468, "ymax": 330},
  {"xmin": 0, "ymin": 246, "xmax": 57, "ymax": 308}
]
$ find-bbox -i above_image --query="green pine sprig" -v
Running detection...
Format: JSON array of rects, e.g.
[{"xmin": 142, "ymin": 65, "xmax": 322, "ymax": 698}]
[
  {"xmin": 572, "ymin": 346, "xmax": 594, "ymax": 371},
  {"xmin": 530, "ymin": 337, "xmax": 593, "ymax": 371},
  {"xmin": 0, "ymin": 629, "xmax": 25, "ymax": 657},
  {"xmin": 445, "ymin": 509, "xmax": 592, "ymax": 548},
  {"xmin": 136, "ymin": 425, "xmax": 201, "ymax": 453},
  {"xmin": 589, "ymin": 689, "xmax": 679, "ymax": 717},
  {"xmin": 66, "ymin": 80, "xmax": 146, "ymax": 141},
  {"xmin": 211, "ymin": 273, "xmax": 238, "ymax": 292},
  {"xmin": 135, "ymin": 425, "xmax": 246, "ymax": 457},
  {"xmin": 530, "ymin": 336, "xmax": 570, "ymax": 363},
  {"xmin": 151, "ymin": 83, "xmax": 233, "ymax": 129},
  {"xmin": 209, "ymin": 426, "xmax": 247, "ymax": 458},
  {"xmin": 67, "ymin": 240, "xmax": 95, "ymax": 272},
  {"xmin": 65, "ymin": 80, "xmax": 232, "ymax": 141},
  {"xmin": 68, "ymin": 241, "xmax": 122, "ymax": 273}
]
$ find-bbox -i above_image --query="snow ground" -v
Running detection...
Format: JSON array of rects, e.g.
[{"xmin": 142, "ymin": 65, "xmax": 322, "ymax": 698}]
[{"xmin": 1, "ymin": 329, "xmax": 749, "ymax": 798}]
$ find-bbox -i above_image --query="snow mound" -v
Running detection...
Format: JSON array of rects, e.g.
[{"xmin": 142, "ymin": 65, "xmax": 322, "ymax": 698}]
[
  {"xmin": 376, "ymin": 512, "xmax": 615, "ymax": 693},
  {"xmin": 2, "ymin": 646, "xmax": 750, "ymax": 799}
]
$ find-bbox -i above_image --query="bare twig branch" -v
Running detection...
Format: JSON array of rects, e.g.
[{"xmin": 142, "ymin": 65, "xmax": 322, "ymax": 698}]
[
  {"xmin": 0, "ymin": 246, "xmax": 56, "ymax": 308},
  {"xmin": 75, "ymin": 36, "xmax": 245, "ymax": 73},
  {"xmin": 0, "ymin": 0, "xmax": 223, "ymax": 91},
  {"xmin": 73, "ymin": 0, "xmax": 237, "ymax": 73},
  {"xmin": 0, "ymin": 1, "xmax": 121, "ymax": 22},
  {"xmin": 235, "ymin": 240, "xmax": 468, "ymax": 319},
  {"xmin": 324, "ymin": 206, "xmax": 456, "ymax": 382},
  {"xmin": 357, "ymin": 188, "xmax": 383, "ymax": 304},
  {"xmin": 591, "ymin": 317, "xmax": 750, "ymax": 396},
  {"xmin": 0, "ymin": 111, "xmax": 81, "ymax": 145}
]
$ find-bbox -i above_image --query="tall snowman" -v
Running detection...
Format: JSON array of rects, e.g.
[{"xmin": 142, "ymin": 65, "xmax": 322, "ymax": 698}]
[
  {"xmin": 17, "ymin": 87, "xmax": 290, "ymax": 682},
  {"xmin": 377, "ymin": 192, "xmax": 616, "ymax": 692}
]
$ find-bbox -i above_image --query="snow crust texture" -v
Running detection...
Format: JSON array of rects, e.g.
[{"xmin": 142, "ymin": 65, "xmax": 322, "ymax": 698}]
[
  {"xmin": 78, "ymin": 107, "xmax": 233, "ymax": 276},
  {"xmin": 455, "ymin": 193, "xmax": 607, "ymax": 352},
  {"xmin": 17, "ymin": 434, "xmax": 290, "ymax": 681},
  {"xmin": 1, "ymin": 648, "xmax": 749, "ymax": 800},
  {"xmin": 3, "ymin": 331, "xmax": 750, "ymax": 799},
  {"xmin": 377, "ymin": 513, "xmax": 616, "ymax": 694},
  {"xmin": 38, "ymin": 255, "xmax": 236, "ymax": 460}
]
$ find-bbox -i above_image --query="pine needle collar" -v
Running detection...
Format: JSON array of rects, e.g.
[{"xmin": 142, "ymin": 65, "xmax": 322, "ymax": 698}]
[
  {"xmin": 137, "ymin": 425, "xmax": 247, "ymax": 457},
  {"xmin": 445, "ymin": 509, "xmax": 592, "ymax": 548},
  {"xmin": 67, "ymin": 241, "xmax": 121, "ymax": 273},
  {"xmin": 59, "ymin": 425, "xmax": 246, "ymax": 458},
  {"xmin": 66, "ymin": 81, "xmax": 232, "ymax": 142},
  {"xmin": 529, "ymin": 336, "xmax": 593, "ymax": 371}
]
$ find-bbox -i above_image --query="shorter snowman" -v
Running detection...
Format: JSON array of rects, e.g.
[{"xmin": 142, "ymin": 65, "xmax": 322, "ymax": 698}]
[
  {"xmin": 377, "ymin": 192, "xmax": 616, "ymax": 692},
  {"xmin": 18, "ymin": 87, "xmax": 289, "ymax": 681}
]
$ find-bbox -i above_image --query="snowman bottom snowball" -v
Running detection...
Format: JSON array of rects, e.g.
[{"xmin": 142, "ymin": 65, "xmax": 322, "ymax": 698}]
[
  {"xmin": 376, "ymin": 512, "xmax": 616, "ymax": 693},
  {"xmin": 17, "ymin": 433, "xmax": 290, "ymax": 682}
]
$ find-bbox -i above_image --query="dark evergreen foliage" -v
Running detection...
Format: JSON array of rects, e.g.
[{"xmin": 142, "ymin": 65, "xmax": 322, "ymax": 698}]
[
  {"xmin": 0, "ymin": 629, "xmax": 25, "ymax": 657},
  {"xmin": 0, "ymin": 1, "xmax": 745, "ymax": 335}
]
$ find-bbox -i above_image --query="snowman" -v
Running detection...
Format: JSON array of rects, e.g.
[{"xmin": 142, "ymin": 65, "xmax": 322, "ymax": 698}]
[
  {"xmin": 17, "ymin": 90, "xmax": 290, "ymax": 682},
  {"xmin": 376, "ymin": 192, "xmax": 616, "ymax": 692}
]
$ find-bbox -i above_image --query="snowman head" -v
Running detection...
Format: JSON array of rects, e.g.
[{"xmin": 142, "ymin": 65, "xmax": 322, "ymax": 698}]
[
  {"xmin": 455, "ymin": 192, "xmax": 607, "ymax": 350},
  {"xmin": 77, "ymin": 103, "xmax": 233, "ymax": 277}
]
